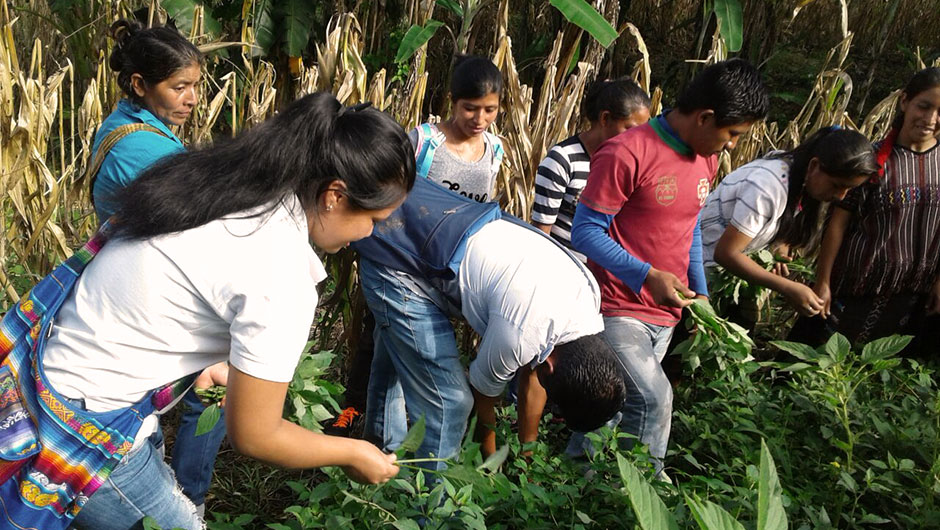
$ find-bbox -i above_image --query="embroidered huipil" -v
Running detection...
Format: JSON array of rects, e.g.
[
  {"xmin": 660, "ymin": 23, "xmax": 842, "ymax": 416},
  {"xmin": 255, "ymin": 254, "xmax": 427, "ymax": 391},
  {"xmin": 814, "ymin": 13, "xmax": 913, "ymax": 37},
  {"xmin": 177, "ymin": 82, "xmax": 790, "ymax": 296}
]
[{"xmin": 833, "ymin": 141, "xmax": 940, "ymax": 297}]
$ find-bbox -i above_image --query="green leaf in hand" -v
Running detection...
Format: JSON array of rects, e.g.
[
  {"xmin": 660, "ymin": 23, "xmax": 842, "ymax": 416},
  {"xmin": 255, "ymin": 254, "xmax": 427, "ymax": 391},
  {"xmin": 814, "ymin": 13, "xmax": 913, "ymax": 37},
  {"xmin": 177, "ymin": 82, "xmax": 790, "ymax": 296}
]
[
  {"xmin": 194, "ymin": 384, "xmax": 226, "ymax": 406},
  {"xmin": 195, "ymin": 403, "xmax": 222, "ymax": 436}
]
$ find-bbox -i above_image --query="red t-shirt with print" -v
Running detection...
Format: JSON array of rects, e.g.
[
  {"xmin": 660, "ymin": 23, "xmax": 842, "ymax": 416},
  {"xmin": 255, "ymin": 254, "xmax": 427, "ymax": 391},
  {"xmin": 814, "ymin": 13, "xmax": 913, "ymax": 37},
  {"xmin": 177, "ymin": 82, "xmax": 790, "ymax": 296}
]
[{"xmin": 578, "ymin": 121, "xmax": 717, "ymax": 326}]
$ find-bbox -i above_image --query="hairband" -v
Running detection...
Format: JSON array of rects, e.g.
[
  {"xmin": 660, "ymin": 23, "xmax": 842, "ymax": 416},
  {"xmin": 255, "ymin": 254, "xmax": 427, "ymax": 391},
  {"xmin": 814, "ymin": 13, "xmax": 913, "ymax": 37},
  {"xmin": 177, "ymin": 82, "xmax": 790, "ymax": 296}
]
[{"xmin": 338, "ymin": 101, "xmax": 373, "ymax": 116}]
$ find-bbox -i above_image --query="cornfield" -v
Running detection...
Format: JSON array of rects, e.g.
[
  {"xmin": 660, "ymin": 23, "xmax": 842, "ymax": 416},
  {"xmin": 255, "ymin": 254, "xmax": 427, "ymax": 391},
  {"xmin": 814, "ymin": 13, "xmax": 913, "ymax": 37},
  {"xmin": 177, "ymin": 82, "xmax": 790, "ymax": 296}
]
[{"xmin": 1, "ymin": 0, "xmax": 938, "ymax": 326}]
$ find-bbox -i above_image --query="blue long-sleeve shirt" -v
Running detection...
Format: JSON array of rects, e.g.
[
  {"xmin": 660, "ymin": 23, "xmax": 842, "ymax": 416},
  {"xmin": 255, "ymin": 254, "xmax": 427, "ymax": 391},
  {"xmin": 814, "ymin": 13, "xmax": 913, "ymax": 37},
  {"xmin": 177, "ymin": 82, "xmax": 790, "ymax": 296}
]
[
  {"xmin": 570, "ymin": 202, "xmax": 708, "ymax": 297},
  {"xmin": 688, "ymin": 214, "xmax": 708, "ymax": 296}
]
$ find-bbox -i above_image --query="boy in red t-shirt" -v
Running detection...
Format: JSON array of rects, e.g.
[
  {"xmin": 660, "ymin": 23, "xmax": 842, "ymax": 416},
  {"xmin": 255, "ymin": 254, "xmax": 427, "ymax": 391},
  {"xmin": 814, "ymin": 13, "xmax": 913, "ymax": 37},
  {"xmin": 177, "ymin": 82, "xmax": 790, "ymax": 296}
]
[{"xmin": 569, "ymin": 59, "xmax": 769, "ymax": 474}]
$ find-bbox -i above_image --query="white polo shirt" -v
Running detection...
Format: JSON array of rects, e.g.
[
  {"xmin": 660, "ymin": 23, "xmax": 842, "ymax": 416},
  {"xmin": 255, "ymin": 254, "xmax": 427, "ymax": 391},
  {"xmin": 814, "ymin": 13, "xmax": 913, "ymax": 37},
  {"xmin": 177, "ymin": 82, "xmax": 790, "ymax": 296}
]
[
  {"xmin": 700, "ymin": 156, "xmax": 790, "ymax": 266},
  {"xmin": 462, "ymin": 220, "xmax": 604, "ymax": 397}
]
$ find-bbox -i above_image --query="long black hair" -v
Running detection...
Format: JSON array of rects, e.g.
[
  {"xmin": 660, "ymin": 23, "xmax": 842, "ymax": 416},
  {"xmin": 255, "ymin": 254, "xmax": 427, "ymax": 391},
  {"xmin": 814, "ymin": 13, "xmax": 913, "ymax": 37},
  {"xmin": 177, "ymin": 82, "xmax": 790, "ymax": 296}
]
[
  {"xmin": 771, "ymin": 127, "xmax": 879, "ymax": 250},
  {"xmin": 875, "ymin": 67, "xmax": 940, "ymax": 174},
  {"xmin": 113, "ymin": 93, "xmax": 416, "ymax": 239},
  {"xmin": 109, "ymin": 19, "xmax": 203, "ymax": 104},
  {"xmin": 582, "ymin": 77, "xmax": 650, "ymax": 122}
]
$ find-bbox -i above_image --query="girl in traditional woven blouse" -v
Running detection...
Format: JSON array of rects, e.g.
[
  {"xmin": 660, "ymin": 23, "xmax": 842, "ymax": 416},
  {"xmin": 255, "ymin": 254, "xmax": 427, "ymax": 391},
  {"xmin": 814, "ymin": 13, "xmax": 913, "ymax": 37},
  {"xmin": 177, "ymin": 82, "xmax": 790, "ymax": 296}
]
[{"xmin": 809, "ymin": 67, "xmax": 940, "ymax": 355}]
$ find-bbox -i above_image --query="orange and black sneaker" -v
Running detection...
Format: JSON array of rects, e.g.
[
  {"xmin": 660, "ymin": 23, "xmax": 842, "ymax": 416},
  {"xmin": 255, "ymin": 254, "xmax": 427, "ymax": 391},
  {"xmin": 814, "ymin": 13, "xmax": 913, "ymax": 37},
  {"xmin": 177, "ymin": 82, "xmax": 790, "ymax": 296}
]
[{"xmin": 324, "ymin": 406, "xmax": 362, "ymax": 437}]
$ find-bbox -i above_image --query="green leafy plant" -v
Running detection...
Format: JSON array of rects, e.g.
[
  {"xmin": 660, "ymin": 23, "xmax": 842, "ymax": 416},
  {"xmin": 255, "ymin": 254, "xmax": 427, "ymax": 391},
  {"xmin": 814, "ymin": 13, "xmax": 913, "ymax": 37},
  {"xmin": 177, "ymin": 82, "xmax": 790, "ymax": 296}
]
[
  {"xmin": 193, "ymin": 342, "xmax": 344, "ymax": 435},
  {"xmin": 162, "ymin": 0, "xmax": 223, "ymax": 38},
  {"xmin": 159, "ymin": 334, "xmax": 940, "ymax": 528},
  {"xmin": 711, "ymin": 0, "xmax": 743, "ymax": 53},
  {"xmin": 707, "ymin": 249, "xmax": 814, "ymax": 325},
  {"xmin": 548, "ymin": 0, "xmax": 618, "ymax": 48},
  {"xmin": 394, "ymin": 0, "xmax": 618, "ymax": 66},
  {"xmin": 284, "ymin": 345, "xmax": 345, "ymax": 432},
  {"xmin": 771, "ymin": 334, "xmax": 908, "ymax": 469},
  {"xmin": 162, "ymin": 0, "xmax": 318, "ymax": 58},
  {"xmin": 618, "ymin": 438, "xmax": 786, "ymax": 530},
  {"xmin": 673, "ymin": 298, "xmax": 755, "ymax": 378},
  {"xmin": 675, "ymin": 333, "xmax": 939, "ymax": 527},
  {"xmin": 394, "ymin": 21, "xmax": 444, "ymax": 63}
]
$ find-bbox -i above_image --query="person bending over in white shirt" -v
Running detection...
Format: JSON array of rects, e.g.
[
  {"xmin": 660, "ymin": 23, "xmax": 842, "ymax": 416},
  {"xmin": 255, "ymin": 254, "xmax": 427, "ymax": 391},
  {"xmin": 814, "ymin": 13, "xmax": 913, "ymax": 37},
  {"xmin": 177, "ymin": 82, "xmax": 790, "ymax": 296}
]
[{"xmin": 353, "ymin": 178, "xmax": 626, "ymax": 464}]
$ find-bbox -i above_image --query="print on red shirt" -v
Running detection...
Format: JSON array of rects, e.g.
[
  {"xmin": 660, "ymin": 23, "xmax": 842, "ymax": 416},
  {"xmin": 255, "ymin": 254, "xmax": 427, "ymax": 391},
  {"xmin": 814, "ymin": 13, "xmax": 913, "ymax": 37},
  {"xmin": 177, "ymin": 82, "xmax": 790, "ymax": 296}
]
[
  {"xmin": 655, "ymin": 176, "xmax": 678, "ymax": 206},
  {"xmin": 697, "ymin": 177, "xmax": 710, "ymax": 206}
]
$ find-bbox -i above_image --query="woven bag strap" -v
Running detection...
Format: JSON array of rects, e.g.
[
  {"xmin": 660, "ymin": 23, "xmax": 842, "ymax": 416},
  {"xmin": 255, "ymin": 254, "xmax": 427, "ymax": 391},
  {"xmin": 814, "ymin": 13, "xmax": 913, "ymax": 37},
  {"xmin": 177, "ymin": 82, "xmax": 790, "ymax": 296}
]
[{"xmin": 87, "ymin": 123, "xmax": 167, "ymax": 203}]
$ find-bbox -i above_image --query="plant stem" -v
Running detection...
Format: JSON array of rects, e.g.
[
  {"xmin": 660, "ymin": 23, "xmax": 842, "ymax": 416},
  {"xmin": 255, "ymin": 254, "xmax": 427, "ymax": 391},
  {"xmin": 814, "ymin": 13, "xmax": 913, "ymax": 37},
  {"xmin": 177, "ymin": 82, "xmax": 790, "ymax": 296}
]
[
  {"xmin": 340, "ymin": 490, "xmax": 398, "ymax": 522},
  {"xmin": 396, "ymin": 457, "xmax": 451, "ymax": 465}
]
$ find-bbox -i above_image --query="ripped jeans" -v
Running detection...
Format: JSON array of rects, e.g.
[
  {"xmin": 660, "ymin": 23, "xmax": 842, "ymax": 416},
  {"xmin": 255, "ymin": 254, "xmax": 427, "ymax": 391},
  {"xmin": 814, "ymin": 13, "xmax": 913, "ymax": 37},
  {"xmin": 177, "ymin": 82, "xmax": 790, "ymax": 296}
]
[
  {"xmin": 69, "ymin": 407, "xmax": 203, "ymax": 530},
  {"xmin": 359, "ymin": 259, "xmax": 474, "ymax": 470}
]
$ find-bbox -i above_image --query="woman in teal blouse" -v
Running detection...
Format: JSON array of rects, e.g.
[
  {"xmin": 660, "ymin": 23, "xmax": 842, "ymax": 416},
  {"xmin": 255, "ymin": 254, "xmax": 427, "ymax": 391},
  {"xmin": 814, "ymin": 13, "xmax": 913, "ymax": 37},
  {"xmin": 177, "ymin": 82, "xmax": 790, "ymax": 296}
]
[{"xmin": 91, "ymin": 19, "xmax": 201, "ymax": 221}]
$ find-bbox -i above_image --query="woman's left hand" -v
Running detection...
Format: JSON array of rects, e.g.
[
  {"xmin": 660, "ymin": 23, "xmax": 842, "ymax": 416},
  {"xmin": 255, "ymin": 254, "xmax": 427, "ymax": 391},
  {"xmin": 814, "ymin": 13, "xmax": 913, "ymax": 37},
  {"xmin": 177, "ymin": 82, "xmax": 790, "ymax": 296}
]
[
  {"xmin": 927, "ymin": 277, "xmax": 940, "ymax": 315},
  {"xmin": 195, "ymin": 362, "xmax": 230, "ymax": 389},
  {"xmin": 195, "ymin": 362, "xmax": 230, "ymax": 406}
]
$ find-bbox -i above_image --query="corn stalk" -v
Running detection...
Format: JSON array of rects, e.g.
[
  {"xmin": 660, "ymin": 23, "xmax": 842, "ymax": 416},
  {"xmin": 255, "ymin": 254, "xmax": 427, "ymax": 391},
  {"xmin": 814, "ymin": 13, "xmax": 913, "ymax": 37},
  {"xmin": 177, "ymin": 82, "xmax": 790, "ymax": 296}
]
[
  {"xmin": 491, "ymin": 0, "xmax": 621, "ymax": 219},
  {"xmin": 0, "ymin": 30, "xmax": 80, "ymax": 308},
  {"xmin": 387, "ymin": 1, "xmax": 435, "ymax": 129}
]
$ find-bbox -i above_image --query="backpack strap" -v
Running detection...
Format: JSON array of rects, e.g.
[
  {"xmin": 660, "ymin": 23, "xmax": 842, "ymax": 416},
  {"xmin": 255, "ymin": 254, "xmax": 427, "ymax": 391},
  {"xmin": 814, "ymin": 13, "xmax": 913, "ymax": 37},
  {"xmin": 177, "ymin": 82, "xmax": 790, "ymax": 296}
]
[
  {"xmin": 414, "ymin": 123, "xmax": 444, "ymax": 179},
  {"xmin": 88, "ymin": 123, "xmax": 168, "ymax": 205},
  {"xmin": 485, "ymin": 131, "xmax": 505, "ymax": 177}
]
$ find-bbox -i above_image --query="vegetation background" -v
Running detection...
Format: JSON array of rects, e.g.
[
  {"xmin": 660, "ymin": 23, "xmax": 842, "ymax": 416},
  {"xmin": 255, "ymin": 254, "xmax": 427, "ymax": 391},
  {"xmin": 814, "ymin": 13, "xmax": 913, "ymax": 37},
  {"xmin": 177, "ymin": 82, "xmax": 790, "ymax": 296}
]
[{"xmin": 1, "ymin": 0, "xmax": 938, "ymax": 528}]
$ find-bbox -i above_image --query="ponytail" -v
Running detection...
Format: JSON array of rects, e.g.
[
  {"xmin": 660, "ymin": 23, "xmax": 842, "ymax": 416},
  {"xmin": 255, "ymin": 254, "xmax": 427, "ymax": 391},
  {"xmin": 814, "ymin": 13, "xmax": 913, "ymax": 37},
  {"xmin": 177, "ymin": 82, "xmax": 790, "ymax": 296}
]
[
  {"xmin": 112, "ymin": 93, "xmax": 415, "ymax": 239},
  {"xmin": 771, "ymin": 126, "xmax": 878, "ymax": 250}
]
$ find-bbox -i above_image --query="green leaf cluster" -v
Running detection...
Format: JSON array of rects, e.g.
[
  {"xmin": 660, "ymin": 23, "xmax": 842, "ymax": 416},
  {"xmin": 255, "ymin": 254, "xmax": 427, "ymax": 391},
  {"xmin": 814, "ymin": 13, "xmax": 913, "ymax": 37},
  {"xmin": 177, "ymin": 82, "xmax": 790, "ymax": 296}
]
[
  {"xmin": 161, "ymin": 0, "xmax": 322, "ymax": 58},
  {"xmin": 284, "ymin": 344, "xmax": 345, "ymax": 432},
  {"xmin": 675, "ymin": 333, "xmax": 939, "ymax": 528},
  {"xmin": 673, "ymin": 298, "xmax": 756, "ymax": 378}
]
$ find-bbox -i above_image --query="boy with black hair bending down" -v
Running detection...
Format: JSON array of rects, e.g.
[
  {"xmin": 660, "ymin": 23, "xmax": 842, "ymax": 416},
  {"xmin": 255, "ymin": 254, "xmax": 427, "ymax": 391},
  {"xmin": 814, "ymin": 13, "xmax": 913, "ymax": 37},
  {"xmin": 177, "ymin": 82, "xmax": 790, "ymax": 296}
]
[
  {"xmin": 353, "ymin": 177, "xmax": 627, "ymax": 466},
  {"xmin": 570, "ymin": 59, "xmax": 770, "ymax": 474}
]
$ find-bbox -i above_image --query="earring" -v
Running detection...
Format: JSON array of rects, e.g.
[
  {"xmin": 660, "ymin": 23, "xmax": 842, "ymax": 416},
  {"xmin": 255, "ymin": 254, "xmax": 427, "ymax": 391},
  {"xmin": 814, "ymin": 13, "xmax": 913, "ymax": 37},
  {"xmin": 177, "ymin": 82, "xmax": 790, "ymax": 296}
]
[{"xmin": 326, "ymin": 204, "xmax": 334, "ymax": 212}]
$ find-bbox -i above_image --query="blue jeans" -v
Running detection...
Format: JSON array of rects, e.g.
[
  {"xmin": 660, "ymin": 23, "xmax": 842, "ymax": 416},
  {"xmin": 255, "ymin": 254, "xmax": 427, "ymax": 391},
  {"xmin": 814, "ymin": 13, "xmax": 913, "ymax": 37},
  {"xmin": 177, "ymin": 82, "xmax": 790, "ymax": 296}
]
[
  {"xmin": 360, "ymin": 259, "xmax": 474, "ymax": 470},
  {"xmin": 567, "ymin": 316, "xmax": 674, "ymax": 473},
  {"xmin": 171, "ymin": 388, "xmax": 227, "ymax": 505},
  {"xmin": 68, "ymin": 404, "xmax": 203, "ymax": 530}
]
